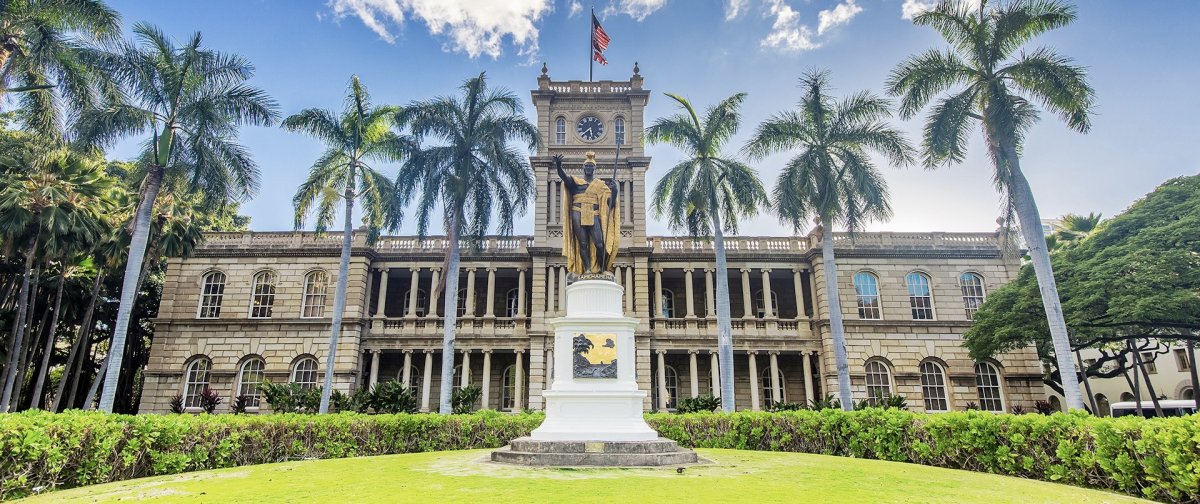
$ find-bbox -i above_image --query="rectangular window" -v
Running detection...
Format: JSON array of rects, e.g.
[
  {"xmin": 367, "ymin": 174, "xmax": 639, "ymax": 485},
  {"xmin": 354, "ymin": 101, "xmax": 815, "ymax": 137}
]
[
  {"xmin": 1141, "ymin": 353, "xmax": 1157, "ymax": 374},
  {"xmin": 1175, "ymin": 349, "xmax": 1190, "ymax": 371}
]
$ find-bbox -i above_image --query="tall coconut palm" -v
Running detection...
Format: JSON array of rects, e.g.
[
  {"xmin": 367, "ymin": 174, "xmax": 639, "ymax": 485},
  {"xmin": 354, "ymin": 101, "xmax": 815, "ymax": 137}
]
[
  {"xmin": 886, "ymin": 0, "xmax": 1094, "ymax": 410},
  {"xmin": 395, "ymin": 72, "xmax": 538, "ymax": 414},
  {"xmin": 285, "ymin": 76, "xmax": 406, "ymax": 414},
  {"xmin": 745, "ymin": 70, "xmax": 915, "ymax": 411},
  {"xmin": 0, "ymin": 0, "xmax": 120, "ymax": 135},
  {"xmin": 74, "ymin": 23, "xmax": 279, "ymax": 413},
  {"xmin": 645, "ymin": 92, "xmax": 767, "ymax": 413}
]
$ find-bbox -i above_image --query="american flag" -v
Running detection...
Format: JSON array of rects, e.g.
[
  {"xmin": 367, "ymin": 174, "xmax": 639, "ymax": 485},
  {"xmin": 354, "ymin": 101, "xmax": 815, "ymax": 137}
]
[{"xmin": 592, "ymin": 13, "xmax": 609, "ymax": 65}]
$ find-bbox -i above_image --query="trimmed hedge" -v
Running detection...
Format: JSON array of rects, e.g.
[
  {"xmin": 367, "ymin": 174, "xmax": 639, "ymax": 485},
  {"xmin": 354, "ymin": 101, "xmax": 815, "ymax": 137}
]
[{"xmin": 2, "ymin": 409, "xmax": 1197, "ymax": 502}]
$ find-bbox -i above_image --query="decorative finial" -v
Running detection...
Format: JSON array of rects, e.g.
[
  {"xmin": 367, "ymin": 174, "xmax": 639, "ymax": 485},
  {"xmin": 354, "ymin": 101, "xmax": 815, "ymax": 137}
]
[
  {"xmin": 584, "ymin": 151, "xmax": 597, "ymax": 166},
  {"xmin": 633, "ymin": 61, "xmax": 640, "ymax": 75},
  {"xmin": 541, "ymin": 62, "xmax": 548, "ymax": 77}
]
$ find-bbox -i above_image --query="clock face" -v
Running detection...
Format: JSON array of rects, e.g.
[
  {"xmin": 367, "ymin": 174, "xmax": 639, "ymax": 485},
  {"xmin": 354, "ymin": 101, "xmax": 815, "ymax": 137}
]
[{"xmin": 576, "ymin": 115, "xmax": 604, "ymax": 141}]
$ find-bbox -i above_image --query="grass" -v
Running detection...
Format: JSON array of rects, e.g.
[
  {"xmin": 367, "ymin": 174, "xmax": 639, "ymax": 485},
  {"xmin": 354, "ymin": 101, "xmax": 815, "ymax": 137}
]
[{"xmin": 25, "ymin": 449, "xmax": 1148, "ymax": 503}]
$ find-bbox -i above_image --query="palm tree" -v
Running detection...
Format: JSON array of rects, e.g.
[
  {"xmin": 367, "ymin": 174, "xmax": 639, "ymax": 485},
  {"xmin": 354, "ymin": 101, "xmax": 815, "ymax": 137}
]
[
  {"xmin": 395, "ymin": 72, "xmax": 538, "ymax": 414},
  {"xmin": 745, "ymin": 70, "xmax": 915, "ymax": 411},
  {"xmin": 74, "ymin": 23, "xmax": 279, "ymax": 413},
  {"xmin": 886, "ymin": 0, "xmax": 1094, "ymax": 410},
  {"xmin": 0, "ymin": 0, "xmax": 120, "ymax": 135},
  {"xmin": 645, "ymin": 92, "xmax": 768, "ymax": 413},
  {"xmin": 285, "ymin": 76, "xmax": 406, "ymax": 414}
]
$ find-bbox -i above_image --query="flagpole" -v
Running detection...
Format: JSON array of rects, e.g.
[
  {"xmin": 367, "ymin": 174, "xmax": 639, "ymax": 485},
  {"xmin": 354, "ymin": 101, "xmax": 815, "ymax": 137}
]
[{"xmin": 589, "ymin": 8, "xmax": 594, "ymax": 82}]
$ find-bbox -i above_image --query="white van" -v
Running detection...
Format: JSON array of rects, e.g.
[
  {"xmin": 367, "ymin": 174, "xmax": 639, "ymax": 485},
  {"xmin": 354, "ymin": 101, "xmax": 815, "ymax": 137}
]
[{"xmin": 1110, "ymin": 399, "xmax": 1197, "ymax": 418}]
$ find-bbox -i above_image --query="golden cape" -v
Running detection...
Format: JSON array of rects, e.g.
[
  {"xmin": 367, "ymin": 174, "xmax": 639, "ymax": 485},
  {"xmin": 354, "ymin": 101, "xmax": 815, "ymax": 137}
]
[{"xmin": 562, "ymin": 176, "xmax": 621, "ymax": 275}]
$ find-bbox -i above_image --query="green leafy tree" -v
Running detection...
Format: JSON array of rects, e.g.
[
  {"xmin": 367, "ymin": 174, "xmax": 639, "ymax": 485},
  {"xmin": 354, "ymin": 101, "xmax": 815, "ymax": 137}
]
[
  {"xmin": 645, "ymin": 92, "xmax": 768, "ymax": 413},
  {"xmin": 74, "ymin": 23, "xmax": 279, "ymax": 413},
  {"xmin": 395, "ymin": 72, "xmax": 538, "ymax": 414},
  {"xmin": 284, "ymin": 75, "xmax": 406, "ymax": 414},
  {"xmin": 0, "ymin": 0, "xmax": 120, "ymax": 135},
  {"xmin": 745, "ymin": 70, "xmax": 914, "ymax": 411},
  {"xmin": 886, "ymin": 0, "xmax": 1095, "ymax": 410}
]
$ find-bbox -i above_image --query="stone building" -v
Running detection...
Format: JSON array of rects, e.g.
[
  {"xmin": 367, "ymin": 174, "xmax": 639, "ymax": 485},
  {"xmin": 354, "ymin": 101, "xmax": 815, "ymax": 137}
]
[{"xmin": 139, "ymin": 66, "xmax": 1043, "ymax": 414}]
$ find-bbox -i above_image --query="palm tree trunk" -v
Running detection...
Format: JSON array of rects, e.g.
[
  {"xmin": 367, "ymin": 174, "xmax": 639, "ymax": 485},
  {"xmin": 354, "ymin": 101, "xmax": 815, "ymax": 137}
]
[
  {"xmin": 1000, "ymin": 140, "xmax": 1084, "ymax": 411},
  {"xmin": 438, "ymin": 209, "xmax": 462, "ymax": 415},
  {"xmin": 710, "ymin": 211, "xmax": 735, "ymax": 412},
  {"xmin": 30, "ymin": 268, "xmax": 66, "ymax": 409},
  {"xmin": 98, "ymin": 164, "xmax": 165, "ymax": 413},
  {"xmin": 819, "ymin": 216, "xmax": 853, "ymax": 411},
  {"xmin": 318, "ymin": 168, "xmax": 357, "ymax": 414},
  {"xmin": 1, "ymin": 230, "xmax": 39, "ymax": 411},
  {"xmin": 84, "ymin": 351, "xmax": 109, "ymax": 410},
  {"xmin": 53, "ymin": 271, "xmax": 102, "ymax": 411},
  {"xmin": 15, "ymin": 288, "xmax": 46, "ymax": 409}
]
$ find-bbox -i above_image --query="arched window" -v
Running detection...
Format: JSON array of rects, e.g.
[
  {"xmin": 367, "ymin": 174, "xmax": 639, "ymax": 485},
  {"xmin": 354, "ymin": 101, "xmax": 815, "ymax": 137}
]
[
  {"xmin": 237, "ymin": 357, "xmax": 266, "ymax": 407},
  {"xmin": 754, "ymin": 290, "xmax": 779, "ymax": 319},
  {"xmin": 249, "ymin": 271, "xmax": 276, "ymax": 318},
  {"xmin": 450, "ymin": 365, "xmax": 463, "ymax": 393},
  {"xmin": 659, "ymin": 289, "xmax": 675, "ymax": 318},
  {"xmin": 906, "ymin": 272, "xmax": 934, "ymax": 320},
  {"xmin": 555, "ymin": 117, "xmax": 566, "ymax": 144},
  {"xmin": 291, "ymin": 356, "xmax": 319, "ymax": 389},
  {"xmin": 1048, "ymin": 396, "xmax": 1062, "ymax": 412},
  {"xmin": 500, "ymin": 365, "xmax": 527, "ymax": 411},
  {"xmin": 302, "ymin": 271, "xmax": 329, "ymax": 318},
  {"xmin": 396, "ymin": 365, "xmax": 421, "ymax": 394},
  {"xmin": 456, "ymin": 288, "xmax": 470, "ymax": 317},
  {"xmin": 973, "ymin": 362, "xmax": 1005, "ymax": 412},
  {"xmin": 760, "ymin": 367, "xmax": 787, "ymax": 408},
  {"xmin": 919, "ymin": 360, "xmax": 949, "ymax": 412},
  {"xmin": 651, "ymin": 365, "xmax": 680, "ymax": 410},
  {"xmin": 402, "ymin": 289, "xmax": 428, "ymax": 317},
  {"xmin": 1095, "ymin": 393, "xmax": 1111, "ymax": 417},
  {"xmin": 959, "ymin": 272, "xmax": 986, "ymax": 318},
  {"xmin": 864, "ymin": 360, "xmax": 892, "ymax": 406},
  {"xmin": 197, "ymin": 271, "xmax": 226, "ymax": 319},
  {"xmin": 1119, "ymin": 392, "xmax": 1135, "ymax": 402},
  {"xmin": 614, "ymin": 117, "xmax": 626, "ymax": 145},
  {"xmin": 853, "ymin": 272, "xmax": 881, "ymax": 319},
  {"xmin": 505, "ymin": 288, "xmax": 520, "ymax": 317},
  {"xmin": 182, "ymin": 356, "xmax": 212, "ymax": 409},
  {"xmin": 1181, "ymin": 387, "xmax": 1195, "ymax": 401}
]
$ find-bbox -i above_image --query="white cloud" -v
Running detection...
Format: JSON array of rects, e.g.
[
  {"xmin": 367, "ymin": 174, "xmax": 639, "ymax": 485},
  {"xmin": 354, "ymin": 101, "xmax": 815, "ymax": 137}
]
[
  {"xmin": 760, "ymin": 0, "xmax": 820, "ymax": 52},
  {"xmin": 901, "ymin": 0, "xmax": 936, "ymax": 20},
  {"xmin": 603, "ymin": 0, "xmax": 669, "ymax": 22},
  {"xmin": 817, "ymin": 0, "xmax": 862, "ymax": 35},
  {"xmin": 725, "ymin": 0, "xmax": 748, "ymax": 20},
  {"xmin": 568, "ymin": 0, "xmax": 583, "ymax": 18},
  {"xmin": 326, "ymin": 0, "xmax": 552, "ymax": 58}
]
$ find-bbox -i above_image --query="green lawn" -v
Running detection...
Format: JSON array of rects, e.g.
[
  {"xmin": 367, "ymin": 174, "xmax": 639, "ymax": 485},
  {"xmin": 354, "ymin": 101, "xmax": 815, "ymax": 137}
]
[{"xmin": 25, "ymin": 449, "xmax": 1147, "ymax": 503}]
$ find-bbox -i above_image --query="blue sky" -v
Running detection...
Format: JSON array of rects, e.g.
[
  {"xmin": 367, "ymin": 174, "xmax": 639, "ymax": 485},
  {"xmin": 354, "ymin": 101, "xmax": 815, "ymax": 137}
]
[{"xmin": 104, "ymin": 0, "xmax": 1200, "ymax": 236}]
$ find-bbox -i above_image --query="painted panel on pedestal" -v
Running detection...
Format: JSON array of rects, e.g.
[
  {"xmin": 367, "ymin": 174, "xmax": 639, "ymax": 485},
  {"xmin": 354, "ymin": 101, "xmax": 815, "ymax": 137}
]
[{"xmin": 573, "ymin": 333, "xmax": 618, "ymax": 379}]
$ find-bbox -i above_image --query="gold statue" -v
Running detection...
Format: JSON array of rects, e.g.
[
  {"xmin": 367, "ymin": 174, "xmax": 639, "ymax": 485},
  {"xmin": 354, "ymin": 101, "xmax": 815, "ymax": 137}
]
[{"xmin": 554, "ymin": 152, "xmax": 620, "ymax": 275}]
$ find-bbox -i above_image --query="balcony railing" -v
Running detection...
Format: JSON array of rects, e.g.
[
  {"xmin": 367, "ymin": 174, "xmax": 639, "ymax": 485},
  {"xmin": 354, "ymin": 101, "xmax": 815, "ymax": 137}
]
[
  {"xmin": 649, "ymin": 317, "xmax": 813, "ymax": 339},
  {"xmin": 200, "ymin": 231, "xmax": 534, "ymax": 254},
  {"xmin": 646, "ymin": 236, "xmax": 809, "ymax": 254},
  {"xmin": 370, "ymin": 316, "xmax": 531, "ymax": 337}
]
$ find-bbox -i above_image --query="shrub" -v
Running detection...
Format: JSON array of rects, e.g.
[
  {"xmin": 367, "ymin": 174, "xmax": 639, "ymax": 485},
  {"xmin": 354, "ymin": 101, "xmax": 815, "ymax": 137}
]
[
  {"xmin": 452, "ymin": 385, "xmax": 482, "ymax": 414},
  {"xmin": 261, "ymin": 382, "xmax": 320, "ymax": 414},
  {"xmin": 807, "ymin": 394, "xmax": 840, "ymax": 411},
  {"xmin": 198, "ymin": 387, "xmax": 222, "ymax": 414},
  {"xmin": 1034, "ymin": 400, "xmax": 1054, "ymax": 415},
  {"xmin": 768, "ymin": 401, "xmax": 804, "ymax": 412},
  {"xmin": 1010, "ymin": 404, "xmax": 1026, "ymax": 415},
  {"xmin": 677, "ymin": 395, "xmax": 721, "ymax": 413},
  {"xmin": 230, "ymin": 395, "xmax": 251, "ymax": 414},
  {"xmin": 168, "ymin": 395, "xmax": 184, "ymax": 414},
  {"xmin": 370, "ymin": 381, "xmax": 418, "ymax": 414}
]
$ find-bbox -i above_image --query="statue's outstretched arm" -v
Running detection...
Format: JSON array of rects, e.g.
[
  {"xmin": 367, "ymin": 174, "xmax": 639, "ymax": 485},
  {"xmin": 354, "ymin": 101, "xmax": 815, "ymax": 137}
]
[{"xmin": 553, "ymin": 154, "xmax": 576, "ymax": 190}]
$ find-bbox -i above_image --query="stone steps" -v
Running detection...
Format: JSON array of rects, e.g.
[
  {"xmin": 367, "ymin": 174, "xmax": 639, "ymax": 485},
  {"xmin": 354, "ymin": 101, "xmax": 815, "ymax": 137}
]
[{"xmin": 491, "ymin": 437, "xmax": 699, "ymax": 466}]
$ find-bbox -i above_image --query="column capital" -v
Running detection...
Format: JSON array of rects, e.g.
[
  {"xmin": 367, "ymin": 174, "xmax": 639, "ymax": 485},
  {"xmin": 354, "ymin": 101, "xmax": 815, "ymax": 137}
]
[
  {"xmin": 747, "ymin": 350, "xmax": 758, "ymax": 355},
  {"xmin": 740, "ymin": 267, "xmax": 752, "ymax": 274},
  {"xmin": 768, "ymin": 350, "xmax": 780, "ymax": 356},
  {"xmin": 761, "ymin": 268, "xmax": 773, "ymax": 274},
  {"xmin": 704, "ymin": 268, "xmax": 715, "ymax": 273},
  {"xmin": 652, "ymin": 267, "xmax": 664, "ymax": 273},
  {"xmin": 372, "ymin": 349, "xmax": 383, "ymax": 355},
  {"xmin": 682, "ymin": 267, "xmax": 694, "ymax": 273},
  {"xmin": 422, "ymin": 349, "xmax": 434, "ymax": 354},
  {"xmin": 486, "ymin": 266, "xmax": 497, "ymax": 272},
  {"xmin": 403, "ymin": 349, "xmax": 414, "ymax": 354},
  {"xmin": 465, "ymin": 267, "xmax": 477, "ymax": 273},
  {"xmin": 655, "ymin": 349, "xmax": 667, "ymax": 355},
  {"xmin": 461, "ymin": 348, "xmax": 472, "ymax": 355},
  {"xmin": 792, "ymin": 266, "xmax": 808, "ymax": 273},
  {"xmin": 430, "ymin": 267, "xmax": 442, "ymax": 272},
  {"xmin": 410, "ymin": 266, "xmax": 422, "ymax": 272},
  {"xmin": 516, "ymin": 266, "xmax": 529, "ymax": 273},
  {"xmin": 483, "ymin": 349, "xmax": 493, "ymax": 355},
  {"xmin": 379, "ymin": 266, "xmax": 391, "ymax": 273},
  {"xmin": 688, "ymin": 349, "xmax": 699, "ymax": 355},
  {"xmin": 515, "ymin": 349, "xmax": 526, "ymax": 355}
]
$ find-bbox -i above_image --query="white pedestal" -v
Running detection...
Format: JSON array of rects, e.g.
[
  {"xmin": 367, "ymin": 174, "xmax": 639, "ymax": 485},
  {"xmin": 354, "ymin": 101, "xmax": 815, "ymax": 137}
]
[{"xmin": 531, "ymin": 279, "xmax": 658, "ymax": 442}]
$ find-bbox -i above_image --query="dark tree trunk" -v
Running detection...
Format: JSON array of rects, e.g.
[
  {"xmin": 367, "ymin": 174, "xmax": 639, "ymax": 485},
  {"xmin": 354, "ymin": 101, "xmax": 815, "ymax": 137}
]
[{"xmin": 30, "ymin": 269, "xmax": 67, "ymax": 408}]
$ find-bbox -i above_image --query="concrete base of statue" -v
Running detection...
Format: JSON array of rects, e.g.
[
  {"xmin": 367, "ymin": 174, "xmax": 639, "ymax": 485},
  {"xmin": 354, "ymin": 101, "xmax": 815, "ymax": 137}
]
[{"xmin": 491, "ymin": 279, "xmax": 697, "ymax": 466}]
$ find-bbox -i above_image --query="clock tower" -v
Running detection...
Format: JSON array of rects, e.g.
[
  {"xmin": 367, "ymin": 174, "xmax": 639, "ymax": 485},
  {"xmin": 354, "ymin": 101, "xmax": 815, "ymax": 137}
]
[{"xmin": 530, "ymin": 62, "xmax": 650, "ymax": 249}]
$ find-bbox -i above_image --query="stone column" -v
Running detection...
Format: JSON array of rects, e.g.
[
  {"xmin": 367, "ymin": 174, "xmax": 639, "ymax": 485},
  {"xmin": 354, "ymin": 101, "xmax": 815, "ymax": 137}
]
[
  {"xmin": 461, "ymin": 350, "xmax": 472, "ymax": 388},
  {"xmin": 793, "ymin": 268, "xmax": 806, "ymax": 319},
  {"xmin": 368, "ymin": 350, "xmax": 381, "ymax": 389},
  {"xmin": 624, "ymin": 266, "xmax": 635, "ymax": 313},
  {"xmin": 546, "ymin": 349, "xmax": 554, "ymax": 384},
  {"xmin": 405, "ymin": 267, "xmax": 420, "ymax": 319},
  {"xmin": 741, "ymin": 268, "xmax": 753, "ymax": 319},
  {"xmin": 516, "ymin": 268, "xmax": 527, "ymax": 318},
  {"xmin": 481, "ymin": 350, "xmax": 492, "ymax": 409},
  {"xmin": 420, "ymin": 351, "xmax": 433, "ymax": 412},
  {"xmin": 689, "ymin": 351, "xmax": 699, "ymax": 398},
  {"xmin": 401, "ymin": 350, "xmax": 413, "ymax": 388},
  {"xmin": 748, "ymin": 352, "xmax": 760, "ymax": 411},
  {"xmin": 710, "ymin": 352, "xmax": 721, "ymax": 398},
  {"xmin": 484, "ymin": 268, "xmax": 496, "ymax": 318},
  {"xmin": 653, "ymin": 268, "xmax": 664, "ymax": 318},
  {"xmin": 704, "ymin": 269, "xmax": 715, "ymax": 317},
  {"xmin": 514, "ymin": 350, "xmax": 525, "ymax": 411},
  {"xmin": 684, "ymin": 268, "xmax": 696, "ymax": 318},
  {"xmin": 558, "ymin": 267, "xmax": 568, "ymax": 315},
  {"xmin": 769, "ymin": 352, "xmax": 782, "ymax": 404},
  {"xmin": 546, "ymin": 265, "xmax": 556, "ymax": 313},
  {"xmin": 802, "ymin": 351, "xmax": 815, "ymax": 404},
  {"xmin": 427, "ymin": 269, "xmax": 441, "ymax": 318},
  {"xmin": 761, "ymin": 269, "xmax": 774, "ymax": 318},
  {"xmin": 464, "ymin": 268, "xmax": 476, "ymax": 317},
  {"xmin": 375, "ymin": 268, "xmax": 389, "ymax": 317},
  {"xmin": 656, "ymin": 350, "xmax": 669, "ymax": 410}
]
